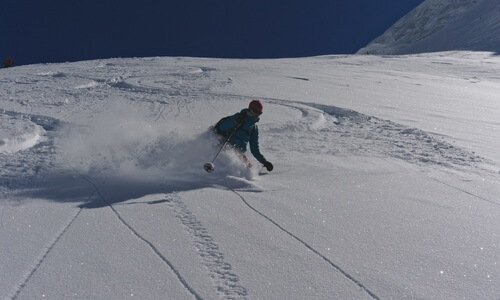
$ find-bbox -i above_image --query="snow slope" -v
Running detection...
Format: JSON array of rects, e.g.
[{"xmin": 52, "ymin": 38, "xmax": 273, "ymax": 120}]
[
  {"xmin": 1, "ymin": 53, "xmax": 499, "ymax": 299},
  {"xmin": 357, "ymin": 0, "xmax": 500, "ymax": 55}
]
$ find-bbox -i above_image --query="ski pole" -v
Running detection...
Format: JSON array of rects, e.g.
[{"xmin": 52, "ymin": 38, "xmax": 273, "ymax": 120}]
[{"xmin": 204, "ymin": 121, "xmax": 244, "ymax": 173}]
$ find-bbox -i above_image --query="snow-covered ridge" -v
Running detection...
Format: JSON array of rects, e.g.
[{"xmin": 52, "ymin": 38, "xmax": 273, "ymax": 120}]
[{"xmin": 357, "ymin": 0, "xmax": 500, "ymax": 54}]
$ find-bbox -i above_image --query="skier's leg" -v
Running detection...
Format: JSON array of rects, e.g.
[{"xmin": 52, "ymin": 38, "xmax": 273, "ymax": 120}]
[
  {"xmin": 231, "ymin": 147, "xmax": 252, "ymax": 168},
  {"xmin": 241, "ymin": 154, "xmax": 252, "ymax": 168}
]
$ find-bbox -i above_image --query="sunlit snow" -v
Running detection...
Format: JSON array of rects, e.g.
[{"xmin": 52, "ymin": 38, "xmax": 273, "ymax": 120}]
[
  {"xmin": 1, "ymin": 1, "xmax": 500, "ymax": 297},
  {"xmin": 1, "ymin": 51, "xmax": 498, "ymax": 299}
]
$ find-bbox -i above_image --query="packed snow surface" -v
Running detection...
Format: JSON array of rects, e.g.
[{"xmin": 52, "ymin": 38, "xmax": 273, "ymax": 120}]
[{"xmin": 1, "ymin": 52, "xmax": 499, "ymax": 299}]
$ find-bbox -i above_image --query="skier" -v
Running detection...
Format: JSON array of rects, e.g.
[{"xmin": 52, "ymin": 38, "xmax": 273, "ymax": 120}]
[
  {"xmin": 213, "ymin": 100, "xmax": 273, "ymax": 172},
  {"xmin": 3, "ymin": 57, "xmax": 13, "ymax": 68}
]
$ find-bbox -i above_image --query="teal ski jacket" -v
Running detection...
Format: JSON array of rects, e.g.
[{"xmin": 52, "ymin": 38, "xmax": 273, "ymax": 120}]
[{"xmin": 215, "ymin": 109, "xmax": 266, "ymax": 164}]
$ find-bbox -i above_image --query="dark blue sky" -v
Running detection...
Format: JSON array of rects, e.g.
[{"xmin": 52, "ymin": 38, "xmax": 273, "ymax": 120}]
[{"xmin": 3, "ymin": 0, "xmax": 424, "ymax": 66}]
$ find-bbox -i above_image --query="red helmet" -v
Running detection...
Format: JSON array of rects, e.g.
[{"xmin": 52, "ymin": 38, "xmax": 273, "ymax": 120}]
[{"xmin": 249, "ymin": 100, "xmax": 263, "ymax": 115}]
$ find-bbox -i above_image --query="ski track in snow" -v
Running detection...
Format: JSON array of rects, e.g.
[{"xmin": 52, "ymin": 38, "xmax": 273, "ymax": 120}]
[
  {"xmin": 60, "ymin": 158, "xmax": 204, "ymax": 300},
  {"xmin": 430, "ymin": 177, "xmax": 499, "ymax": 206},
  {"xmin": 165, "ymin": 193, "xmax": 248, "ymax": 300},
  {"xmin": 260, "ymin": 98, "xmax": 485, "ymax": 173},
  {"xmin": 10, "ymin": 208, "xmax": 83, "ymax": 300},
  {"xmin": 1, "ymin": 60, "xmax": 488, "ymax": 193},
  {"xmin": 224, "ymin": 182, "xmax": 380, "ymax": 300},
  {"xmin": 102, "ymin": 201, "xmax": 203, "ymax": 300},
  {"xmin": 386, "ymin": 158, "xmax": 500, "ymax": 206},
  {"xmin": 2, "ymin": 56, "xmax": 499, "ymax": 298},
  {"xmin": 9, "ymin": 179, "xmax": 101, "ymax": 299}
]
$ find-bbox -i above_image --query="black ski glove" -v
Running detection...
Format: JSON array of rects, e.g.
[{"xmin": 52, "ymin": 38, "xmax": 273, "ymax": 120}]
[{"xmin": 263, "ymin": 161, "xmax": 274, "ymax": 172}]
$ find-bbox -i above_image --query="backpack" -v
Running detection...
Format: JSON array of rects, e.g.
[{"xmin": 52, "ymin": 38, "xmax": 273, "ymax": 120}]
[{"xmin": 214, "ymin": 112, "xmax": 255, "ymax": 137}]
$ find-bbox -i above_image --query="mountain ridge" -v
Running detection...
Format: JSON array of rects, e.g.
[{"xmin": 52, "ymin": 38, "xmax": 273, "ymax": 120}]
[{"xmin": 357, "ymin": 0, "xmax": 500, "ymax": 55}]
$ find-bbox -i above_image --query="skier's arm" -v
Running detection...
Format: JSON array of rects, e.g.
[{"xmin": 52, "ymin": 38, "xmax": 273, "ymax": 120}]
[{"xmin": 249, "ymin": 126, "xmax": 266, "ymax": 164}]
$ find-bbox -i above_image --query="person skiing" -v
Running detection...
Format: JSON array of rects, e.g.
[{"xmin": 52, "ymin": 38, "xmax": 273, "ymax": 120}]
[
  {"xmin": 3, "ymin": 57, "xmax": 13, "ymax": 68},
  {"xmin": 213, "ymin": 100, "xmax": 273, "ymax": 171}
]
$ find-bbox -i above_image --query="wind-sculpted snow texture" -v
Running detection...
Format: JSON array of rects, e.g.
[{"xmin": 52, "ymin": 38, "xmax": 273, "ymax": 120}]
[
  {"xmin": 0, "ymin": 54, "xmax": 499, "ymax": 299},
  {"xmin": 358, "ymin": 0, "xmax": 500, "ymax": 54}
]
